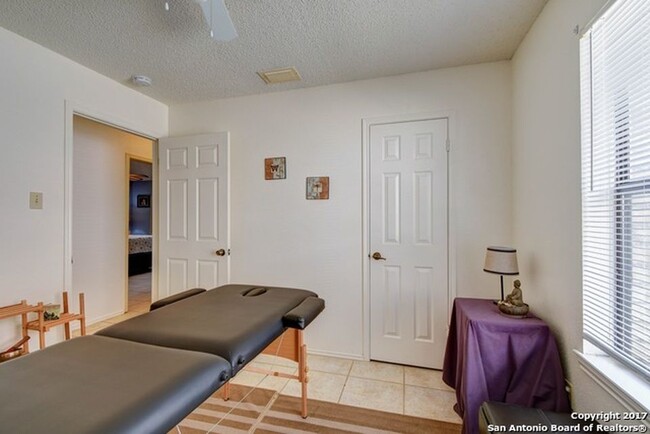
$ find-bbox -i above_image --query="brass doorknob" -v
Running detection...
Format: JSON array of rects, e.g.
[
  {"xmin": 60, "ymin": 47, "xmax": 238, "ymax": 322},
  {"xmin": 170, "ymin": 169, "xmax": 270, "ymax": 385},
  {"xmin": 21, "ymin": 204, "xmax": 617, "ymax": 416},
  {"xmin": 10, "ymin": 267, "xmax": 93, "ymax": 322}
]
[
  {"xmin": 371, "ymin": 252, "xmax": 386, "ymax": 261},
  {"xmin": 215, "ymin": 249, "xmax": 226, "ymax": 256}
]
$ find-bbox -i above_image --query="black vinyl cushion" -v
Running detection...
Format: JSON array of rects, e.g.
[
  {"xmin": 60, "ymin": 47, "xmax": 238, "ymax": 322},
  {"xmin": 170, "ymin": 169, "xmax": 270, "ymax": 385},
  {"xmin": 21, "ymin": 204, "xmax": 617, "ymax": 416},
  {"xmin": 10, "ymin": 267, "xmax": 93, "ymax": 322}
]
[
  {"xmin": 479, "ymin": 402, "xmax": 596, "ymax": 434},
  {"xmin": 0, "ymin": 335, "xmax": 230, "ymax": 434},
  {"xmin": 283, "ymin": 296, "xmax": 325, "ymax": 329},
  {"xmin": 150, "ymin": 287, "xmax": 206, "ymax": 311},
  {"xmin": 98, "ymin": 284, "xmax": 322, "ymax": 373}
]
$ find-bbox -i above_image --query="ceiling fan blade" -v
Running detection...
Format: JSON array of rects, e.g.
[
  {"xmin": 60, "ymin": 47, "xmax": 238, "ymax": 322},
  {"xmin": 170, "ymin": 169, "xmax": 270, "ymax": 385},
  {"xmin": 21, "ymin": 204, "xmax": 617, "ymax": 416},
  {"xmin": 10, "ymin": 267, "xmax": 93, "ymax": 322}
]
[{"xmin": 196, "ymin": 0, "xmax": 238, "ymax": 41}]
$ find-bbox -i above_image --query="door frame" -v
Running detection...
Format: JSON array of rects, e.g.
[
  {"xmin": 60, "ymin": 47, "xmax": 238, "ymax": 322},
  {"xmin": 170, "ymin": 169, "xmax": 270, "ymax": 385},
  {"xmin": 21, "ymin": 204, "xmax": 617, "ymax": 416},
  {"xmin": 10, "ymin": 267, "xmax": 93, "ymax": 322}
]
[
  {"xmin": 361, "ymin": 111, "xmax": 457, "ymax": 361},
  {"xmin": 64, "ymin": 100, "xmax": 163, "ymax": 314}
]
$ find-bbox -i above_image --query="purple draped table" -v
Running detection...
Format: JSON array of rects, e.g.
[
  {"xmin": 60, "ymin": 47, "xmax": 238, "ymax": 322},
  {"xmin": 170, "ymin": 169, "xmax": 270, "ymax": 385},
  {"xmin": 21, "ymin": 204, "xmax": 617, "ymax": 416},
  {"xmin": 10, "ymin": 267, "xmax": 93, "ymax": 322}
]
[{"xmin": 442, "ymin": 298, "xmax": 570, "ymax": 434}]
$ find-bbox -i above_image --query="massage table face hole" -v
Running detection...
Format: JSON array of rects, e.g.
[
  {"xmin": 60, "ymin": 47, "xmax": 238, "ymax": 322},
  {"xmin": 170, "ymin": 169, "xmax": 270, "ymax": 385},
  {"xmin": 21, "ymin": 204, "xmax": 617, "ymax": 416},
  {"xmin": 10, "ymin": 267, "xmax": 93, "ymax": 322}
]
[{"xmin": 241, "ymin": 287, "xmax": 268, "ymax": 297}]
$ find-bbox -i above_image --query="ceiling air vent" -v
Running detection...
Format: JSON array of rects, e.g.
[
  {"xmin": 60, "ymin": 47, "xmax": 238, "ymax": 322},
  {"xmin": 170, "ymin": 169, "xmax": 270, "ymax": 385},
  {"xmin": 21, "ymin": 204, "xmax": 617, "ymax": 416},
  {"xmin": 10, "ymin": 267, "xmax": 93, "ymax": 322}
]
[{"xmin": 257, "ymin": 67, "xmax": 301, "ymax": 85}]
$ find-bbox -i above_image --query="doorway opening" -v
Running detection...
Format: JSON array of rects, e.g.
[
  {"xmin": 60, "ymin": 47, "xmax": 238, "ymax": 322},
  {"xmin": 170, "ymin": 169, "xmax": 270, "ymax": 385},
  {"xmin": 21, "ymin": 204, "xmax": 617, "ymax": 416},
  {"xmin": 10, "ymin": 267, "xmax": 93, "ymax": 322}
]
[
  {"xmin": 71, "ymin": 115, "xmax": 155, "ymax": 324},
  {"xmin": 127, "ymin": 157, "xmax": 153, "ymax": 314}
]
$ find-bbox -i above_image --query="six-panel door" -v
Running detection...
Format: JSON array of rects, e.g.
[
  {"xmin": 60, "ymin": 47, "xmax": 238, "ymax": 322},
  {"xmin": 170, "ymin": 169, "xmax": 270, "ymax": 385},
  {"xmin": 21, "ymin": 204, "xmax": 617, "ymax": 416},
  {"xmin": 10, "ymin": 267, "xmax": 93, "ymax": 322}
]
[
  {"xmin": 369, "ymin": 118, "xmax": 448, "ymax": 369},
  {"xmin": 158, "ymin": 133, "xmax": 229, "ymax": 297}
]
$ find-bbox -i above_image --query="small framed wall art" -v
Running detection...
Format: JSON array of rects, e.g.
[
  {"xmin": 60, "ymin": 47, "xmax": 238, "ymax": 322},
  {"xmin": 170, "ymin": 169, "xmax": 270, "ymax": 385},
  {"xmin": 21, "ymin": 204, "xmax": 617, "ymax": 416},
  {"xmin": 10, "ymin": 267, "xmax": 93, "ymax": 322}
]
[
  {"xmin": 264, "ymin": 157, "xmax": 286, "ymax": 180},
  {"xmin": 306, "ymin": 176, "xmax": 329, "ymax": 200},
  {"xmin": 137, "ymin": 194, "xmax": 150, "ymax": 208}
]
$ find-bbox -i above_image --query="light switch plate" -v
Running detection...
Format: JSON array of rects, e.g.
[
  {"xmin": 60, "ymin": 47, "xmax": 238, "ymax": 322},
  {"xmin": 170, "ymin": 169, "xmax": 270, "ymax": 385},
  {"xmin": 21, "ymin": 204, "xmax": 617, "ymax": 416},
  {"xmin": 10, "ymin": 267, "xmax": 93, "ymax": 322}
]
[{"xmin": 30, "ymin": 192, "xmax": 43, "ymax": 209}]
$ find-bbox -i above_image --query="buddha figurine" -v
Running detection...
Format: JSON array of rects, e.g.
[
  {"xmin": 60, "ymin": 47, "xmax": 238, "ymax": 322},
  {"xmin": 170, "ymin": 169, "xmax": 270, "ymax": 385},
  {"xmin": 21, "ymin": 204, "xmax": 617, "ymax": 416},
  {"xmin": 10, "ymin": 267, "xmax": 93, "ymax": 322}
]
[
  {"xmin": 498, "ymin": 279, "xmax": 529, "ymax": 317},
  {"xmin": 505, "ymin": 280, "xmax": 524, "ymax": 306}
]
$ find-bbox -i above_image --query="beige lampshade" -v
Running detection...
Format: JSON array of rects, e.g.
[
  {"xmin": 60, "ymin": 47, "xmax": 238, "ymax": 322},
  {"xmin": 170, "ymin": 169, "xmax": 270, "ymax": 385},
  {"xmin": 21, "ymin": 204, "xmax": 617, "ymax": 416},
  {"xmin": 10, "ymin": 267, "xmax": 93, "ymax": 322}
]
[{"xmin": 483, "ymin": 246, "xmax": 519, "ymax": 275}]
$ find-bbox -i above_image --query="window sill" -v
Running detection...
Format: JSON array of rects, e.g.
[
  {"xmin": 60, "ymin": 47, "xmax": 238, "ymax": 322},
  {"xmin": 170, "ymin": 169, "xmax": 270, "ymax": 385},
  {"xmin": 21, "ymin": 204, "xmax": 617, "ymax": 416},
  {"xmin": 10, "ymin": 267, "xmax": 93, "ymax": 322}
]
[{"xmin": 575, "ymin": 341, "xmax": 650, "ymax": 417}]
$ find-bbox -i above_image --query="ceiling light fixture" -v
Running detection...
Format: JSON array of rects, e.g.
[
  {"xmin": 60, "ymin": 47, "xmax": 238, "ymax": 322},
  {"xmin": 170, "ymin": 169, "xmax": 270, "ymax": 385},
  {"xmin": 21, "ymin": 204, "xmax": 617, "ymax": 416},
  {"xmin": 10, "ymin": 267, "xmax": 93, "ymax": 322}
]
[
  {"xmin": 131, "ymin": 75, "xmax": 152, "ymax": 87},
  {"xmin": 194, "ymin": 0, "xmax": 237, "ymax": 41}
]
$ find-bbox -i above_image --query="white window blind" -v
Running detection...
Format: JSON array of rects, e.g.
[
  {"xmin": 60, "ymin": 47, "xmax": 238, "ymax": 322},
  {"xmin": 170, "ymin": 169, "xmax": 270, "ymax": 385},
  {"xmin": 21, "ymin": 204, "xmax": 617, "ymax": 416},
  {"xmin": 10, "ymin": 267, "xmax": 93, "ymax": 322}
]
[{"xmin": 581, "ymin": 0, "xmax": 650, "ymax": 380}]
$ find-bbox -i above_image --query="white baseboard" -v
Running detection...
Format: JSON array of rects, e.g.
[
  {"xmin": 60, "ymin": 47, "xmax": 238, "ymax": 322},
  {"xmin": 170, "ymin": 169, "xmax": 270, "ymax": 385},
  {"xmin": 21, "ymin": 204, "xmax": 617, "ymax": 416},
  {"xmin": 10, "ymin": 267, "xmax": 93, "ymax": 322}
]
[
  {"xmin": 307, "ymin": 348, "xmax": 366, "ymax": 361},
  {"xmin": 69, "ymin": 310, "xmax": 124, "ymax": 330}
]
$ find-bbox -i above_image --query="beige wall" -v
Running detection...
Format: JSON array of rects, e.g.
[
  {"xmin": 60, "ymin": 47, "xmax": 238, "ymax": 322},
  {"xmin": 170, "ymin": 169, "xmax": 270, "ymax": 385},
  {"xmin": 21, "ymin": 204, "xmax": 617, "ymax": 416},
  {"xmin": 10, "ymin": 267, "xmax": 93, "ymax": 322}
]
[
  {"xmin": 72, "ymin": 116, "xmax": 153, "ymax": 327},
  {"xmin": 0, "ymin": 27, "xmax": 167, "ymax": 349},
  {"xmin": 511, "ymin": 0, "xmax": 626, "ymax": 413},
  {"xmin": 2, "ymin": 4, "xmax": 633, "ymax": 415},
  {"xmin": 170, "ymin": 61, "xmax": 513, "ymax": 358}
]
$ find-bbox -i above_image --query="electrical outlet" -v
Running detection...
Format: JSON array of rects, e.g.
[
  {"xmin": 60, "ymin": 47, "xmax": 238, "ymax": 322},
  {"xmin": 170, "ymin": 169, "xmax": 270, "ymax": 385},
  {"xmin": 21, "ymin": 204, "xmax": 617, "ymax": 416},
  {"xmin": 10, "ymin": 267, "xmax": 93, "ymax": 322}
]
[{"xmin": 30, "ymin": 192, "xmax": 43, "ymax": 209}]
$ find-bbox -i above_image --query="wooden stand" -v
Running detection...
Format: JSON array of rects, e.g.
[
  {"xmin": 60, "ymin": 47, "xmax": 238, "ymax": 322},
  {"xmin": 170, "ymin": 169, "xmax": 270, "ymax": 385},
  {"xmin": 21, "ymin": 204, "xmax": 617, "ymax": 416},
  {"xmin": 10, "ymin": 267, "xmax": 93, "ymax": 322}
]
[
  {"xmin": 26, "ymin": 292, "xmax": 86, "ymax": 349},
  {"xmin": 0, "ymin": 300, "xmax": 42, "ymax": 354},
  {"xmin": 222, "ymin": 328, "xmax": 310, "ymax": 418}
]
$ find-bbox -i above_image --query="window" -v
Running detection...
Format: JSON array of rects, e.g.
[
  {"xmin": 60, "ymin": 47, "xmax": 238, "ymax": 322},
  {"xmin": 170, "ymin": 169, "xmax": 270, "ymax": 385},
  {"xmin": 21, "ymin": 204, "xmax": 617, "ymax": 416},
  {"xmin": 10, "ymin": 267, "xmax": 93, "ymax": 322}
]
[{"xmin": 581, "ymin": 0, "xmax": 650, "ymax": 380}]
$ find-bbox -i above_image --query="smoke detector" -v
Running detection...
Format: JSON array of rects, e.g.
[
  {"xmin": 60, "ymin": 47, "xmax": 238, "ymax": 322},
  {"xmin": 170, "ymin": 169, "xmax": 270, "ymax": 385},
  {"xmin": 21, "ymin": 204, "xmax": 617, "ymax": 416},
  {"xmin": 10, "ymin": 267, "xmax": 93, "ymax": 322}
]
[{"xmin": 131, "ymin": 75, "xmax": 152, "ymax": 87}]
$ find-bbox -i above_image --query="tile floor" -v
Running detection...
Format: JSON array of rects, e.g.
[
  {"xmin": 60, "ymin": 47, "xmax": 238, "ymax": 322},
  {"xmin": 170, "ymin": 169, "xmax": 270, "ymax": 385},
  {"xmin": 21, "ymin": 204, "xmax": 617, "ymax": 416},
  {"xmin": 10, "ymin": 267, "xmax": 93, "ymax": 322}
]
[
  {"xmin": 235, "ymin": 353, "xmax": 461, "ymax": 423},
  {"xmin": 126, "ymin": 272, "xmax": 152, "ymax": 312},
  {"xmin": 77, "ymin": 273, "xmax": 461, "ymax": 424}
]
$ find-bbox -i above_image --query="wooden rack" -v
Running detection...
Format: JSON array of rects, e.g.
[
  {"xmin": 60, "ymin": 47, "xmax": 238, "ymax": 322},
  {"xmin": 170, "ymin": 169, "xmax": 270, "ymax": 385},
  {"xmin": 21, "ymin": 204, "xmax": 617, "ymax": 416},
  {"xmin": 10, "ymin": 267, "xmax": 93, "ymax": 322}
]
[
  {"xmin": 0, "ymin": 300, "xmax": 42, "ymax": 354},
  {"xmin": 25, "ymin": 292, "xmax": 86, "ymax": 349}
]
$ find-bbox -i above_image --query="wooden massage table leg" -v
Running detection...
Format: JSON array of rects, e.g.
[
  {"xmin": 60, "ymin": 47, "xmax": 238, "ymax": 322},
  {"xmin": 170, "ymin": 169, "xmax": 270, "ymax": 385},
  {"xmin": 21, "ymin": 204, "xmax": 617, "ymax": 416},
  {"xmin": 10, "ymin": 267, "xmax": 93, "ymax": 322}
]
[
  {"xmin": 222, "ymin": 380, "xmax": 231, "ymax": 401},
  {"xmin": 298, "ymin": 330, "xmax": 309, "ymax": 419},
  {"xmin": 244, "ymin": 329, "xmax": 311, "ymax": 418}
]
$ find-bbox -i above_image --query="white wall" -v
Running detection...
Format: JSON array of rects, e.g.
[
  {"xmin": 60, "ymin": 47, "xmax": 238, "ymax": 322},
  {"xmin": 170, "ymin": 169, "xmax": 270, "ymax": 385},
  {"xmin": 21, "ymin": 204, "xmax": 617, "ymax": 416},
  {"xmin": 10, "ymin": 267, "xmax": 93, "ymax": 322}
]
[
  {"xmin": 170, "ymin": 62, "xmax": 513, "ymax": 358},
  {"xmin": 511, "ymin": 0, "xmax": 626, "ymax": 414},
  {"xmin": 72, "ymin": 117, "xmax": 153, "ymax": 324},
  {"xmin": 0, "ymin": 27, "xmax": 167, "ymax": 348}
]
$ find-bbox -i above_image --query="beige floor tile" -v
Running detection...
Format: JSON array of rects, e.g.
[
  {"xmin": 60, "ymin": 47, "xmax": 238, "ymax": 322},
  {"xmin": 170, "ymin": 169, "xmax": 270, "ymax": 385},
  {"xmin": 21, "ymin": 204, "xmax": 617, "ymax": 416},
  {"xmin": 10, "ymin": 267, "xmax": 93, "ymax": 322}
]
[
  {"xmin": 231, "ymin": 363, "xmax": 296, "ymax": 392},
  {"xmin": 257, "ymin": 376, "xmax": 291, "ymax": 392},
  {"xmin": 128, "ymin": 302, "xmax": 150, "ymax": 312},
  {"xmin": 229, "ymin": 370, "xmax": 268, "ymax": 389},
  {"xmin": 404, "ymin": 385, "xmax": 461, "ymax": 423},
  {"xmin": 255, "ymin": 365, "xmax": 295, "ymax": 392},
  {"xmin": 129, "ymin": 273, "xmax": 152, "ymax": 290},
  {"xmin": 129, "ymin": 298, "xmax": 150, "ymax": 306},
  {"xmin": 307, "ymin": 354, "xmax": 353, "ymax": 375},
  {"xmin": 339, "ymin": 377, "xmax": 404, "ymax": 414},
  {"xmin": 128, "ymin": 273, "xmax": 151, "ymax": 312},
  {"xmin": 130, "ymin": 295, "xmax": 151, "ymax": 304},
  {"xmin": 404, "ymin": 366, "xmax": 453, "ymax": 391},
  {"xmin": 84, "ymin": 321, "xmax": 113, "ymax": 335},
  {"xmin": 103, "ymin": 314, "xmax": 128, "ymax": 324},
  {"xmin": 253, "ymin": 353, "xmax": 298, "ymax": 368},
  {"xmin": 105, "ymin": 311, "xmax": 145, "ymax": 324},
  {"xmin": 349, "ymin": 360, "xmax": 404, "ymax": 384},
  {"xmin": 248, "ymin": 361, "xmax": 297, "ymax": 376},
  {"xmin": 281, "ymin": 371, "xmax": 347, "ymax": 403}
]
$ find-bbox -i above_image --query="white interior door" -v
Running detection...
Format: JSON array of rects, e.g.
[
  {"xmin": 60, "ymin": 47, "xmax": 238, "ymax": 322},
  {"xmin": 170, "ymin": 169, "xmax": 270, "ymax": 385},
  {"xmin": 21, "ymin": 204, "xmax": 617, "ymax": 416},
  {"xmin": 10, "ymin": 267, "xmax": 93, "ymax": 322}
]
[
  {"xmin": 369, "ymin": 118, "xmax": 448, "ymax": 369},
  {"xmin": 158, "ymin": 133, "xmax": 229, "ymax": 297}
]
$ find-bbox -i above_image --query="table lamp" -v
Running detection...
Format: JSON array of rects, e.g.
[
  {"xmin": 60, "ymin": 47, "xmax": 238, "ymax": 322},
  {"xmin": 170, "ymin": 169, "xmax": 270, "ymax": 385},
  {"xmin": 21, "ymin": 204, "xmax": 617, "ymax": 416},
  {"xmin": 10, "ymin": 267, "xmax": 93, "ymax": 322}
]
[{"xmin": 483, "ymin": 246, "xmax": 519, "ymax": 301}]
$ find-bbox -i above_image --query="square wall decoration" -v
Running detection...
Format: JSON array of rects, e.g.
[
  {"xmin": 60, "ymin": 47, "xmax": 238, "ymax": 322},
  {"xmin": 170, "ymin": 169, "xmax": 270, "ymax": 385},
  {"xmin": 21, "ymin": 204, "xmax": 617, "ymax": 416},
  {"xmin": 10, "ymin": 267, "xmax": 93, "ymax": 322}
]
[
  {"xmin": 136, "ymin": 194, "xmax": 150, "ymax": 208},
  {"xmin": 265, "ymin": 157, "xmax": 286, "ymax": 180},
  {"xmin": 306, "ymin": 177, "xmax": 329, "ymax": 200}
]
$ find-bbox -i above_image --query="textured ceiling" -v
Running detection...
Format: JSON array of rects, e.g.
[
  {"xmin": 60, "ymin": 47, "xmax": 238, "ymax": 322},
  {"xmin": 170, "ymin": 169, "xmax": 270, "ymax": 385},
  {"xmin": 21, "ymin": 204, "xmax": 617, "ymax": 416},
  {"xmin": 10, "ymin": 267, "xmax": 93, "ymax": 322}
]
[{"xmin": 0, "ymin": 0, "xmax": 547, "ymax": 104}]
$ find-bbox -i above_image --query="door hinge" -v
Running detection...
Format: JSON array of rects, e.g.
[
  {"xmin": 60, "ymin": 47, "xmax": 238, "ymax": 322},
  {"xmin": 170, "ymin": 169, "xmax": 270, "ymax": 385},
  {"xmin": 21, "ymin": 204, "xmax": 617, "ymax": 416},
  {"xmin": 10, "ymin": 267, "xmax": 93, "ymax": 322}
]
[{"xmin": 445, "ymin": 139, "xmax": 450, "ymax": 152}]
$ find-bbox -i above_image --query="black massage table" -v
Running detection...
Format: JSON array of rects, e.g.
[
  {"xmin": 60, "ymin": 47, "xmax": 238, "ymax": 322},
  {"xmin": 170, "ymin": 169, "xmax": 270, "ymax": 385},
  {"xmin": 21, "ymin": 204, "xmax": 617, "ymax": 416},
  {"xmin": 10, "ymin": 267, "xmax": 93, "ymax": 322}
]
[
  {"xmin": 98, "ymin": 284, "xmax": 324, "ymax": 417},
  {"xmin": 0, "ymin": 284, "xmax": 324, "ymax": 433}
]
